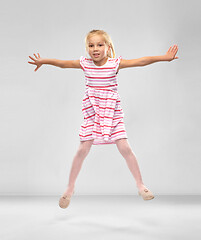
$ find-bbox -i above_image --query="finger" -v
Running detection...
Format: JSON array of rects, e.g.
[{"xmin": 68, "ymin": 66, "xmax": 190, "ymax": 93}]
[
  {"xmin": 34, "ymin": 66, "xmax": 38, "ymax": 71},
  {"xmin": 168, "ymin": 46, "xmax": 172, "ymax": 52},
  {"xmin": 34, "ymin": 53, "xmax": 38, "ymax": 59},
  {"xmin": 171, "ymin": 47, "xmax": 176, "ymax": 54},
  {"xmin": 37, "ymin": 53, "xmax": 40, "ymax": 58},
  {"xmin": 173, "ymin": 47, "xmax": 178, "ymax": 54},
  {"xmin": 29, "ymin": 56, "xmax": 35, "ymax": 61},
  {"xmin": 172, "ymin": 45, "xmax": 177, "ymax": 50},
  {"xmin": 28, "ymin": 61, "xmax": 35, "ymax": 65},
  {"xmin": 167, "ymin": 46, "xmax": 171, "ymax": 51}
]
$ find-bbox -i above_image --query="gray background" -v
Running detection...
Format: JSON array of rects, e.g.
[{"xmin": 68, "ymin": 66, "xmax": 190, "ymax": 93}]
[{"xmin": 1, "ymin": 0, "xmax": 200, "ymax": 196}]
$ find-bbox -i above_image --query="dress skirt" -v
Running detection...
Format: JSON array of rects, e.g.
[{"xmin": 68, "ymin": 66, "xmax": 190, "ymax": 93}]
[{"xmin": 79, "ymin": 86, "xmax": 128, "ymax": 145}]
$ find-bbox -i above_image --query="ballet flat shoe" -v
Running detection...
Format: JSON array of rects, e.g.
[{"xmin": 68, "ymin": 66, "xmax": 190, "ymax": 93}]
[
  {"xmin": 59, "ymin": 190, "xmax": 74, "ymax": 209},
  {"xmin": 138, "ymin": 188, "xmax": 154, "ymax": 200}
]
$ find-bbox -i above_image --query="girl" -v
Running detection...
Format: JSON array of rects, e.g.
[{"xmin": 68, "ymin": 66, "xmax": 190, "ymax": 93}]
[{"xmin": 28, "ymin": 29, "xmax": 178, "ymax": 209}]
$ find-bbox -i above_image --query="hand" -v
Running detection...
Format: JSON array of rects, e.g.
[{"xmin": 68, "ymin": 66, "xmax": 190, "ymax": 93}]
[
  {"xmin": 28, "ymin": 53, "xmax": 43, "ymax": 71},
  {"xmin": 164, "ymin": 45, "xmax": 179, "ymax": 62}
]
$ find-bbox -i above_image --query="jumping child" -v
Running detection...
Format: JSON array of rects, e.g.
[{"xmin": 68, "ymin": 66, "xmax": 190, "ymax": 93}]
[{"xmin": 28, "ymin": 29, "xmax": 178, "ymax": 208}]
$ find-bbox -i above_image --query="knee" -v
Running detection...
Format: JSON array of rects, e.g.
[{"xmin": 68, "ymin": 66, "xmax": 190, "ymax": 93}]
[{"xmin": 116, "ymin": 139, "xmax": 133, "ymax": 157}]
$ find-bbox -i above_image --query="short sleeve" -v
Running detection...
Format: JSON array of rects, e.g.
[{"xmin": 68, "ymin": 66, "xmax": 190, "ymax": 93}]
[
  {"xmin": 80, "ymin": 56, "xmax": 86, "ymax": 71},
  {"xmin": 115, "ymin": 56, "xmax": 122, "ymax": 74}
]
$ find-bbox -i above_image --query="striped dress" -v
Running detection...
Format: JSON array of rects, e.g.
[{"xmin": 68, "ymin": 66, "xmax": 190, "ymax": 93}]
[{"xmin": 79, "ymin": 56, "xmax": 128, "ymax": 145}]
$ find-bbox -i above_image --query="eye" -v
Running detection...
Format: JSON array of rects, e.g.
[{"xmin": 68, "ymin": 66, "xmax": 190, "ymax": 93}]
[
  {"xmin": 89, "ymin": 45, "xmax": 93, "ymax": 47},
  {"xmin": 98, "ymin": 44, "xmax": 103, "ymax": 46}
]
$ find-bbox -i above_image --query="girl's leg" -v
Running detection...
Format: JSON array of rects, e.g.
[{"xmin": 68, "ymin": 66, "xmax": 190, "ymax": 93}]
[
  {"xmin": 61, "ymin": 139, "xmax": 94, "ymax": 197},
  {"xmin": 115, "ymin": 138, "xmax": 148, "ymax": 192}
]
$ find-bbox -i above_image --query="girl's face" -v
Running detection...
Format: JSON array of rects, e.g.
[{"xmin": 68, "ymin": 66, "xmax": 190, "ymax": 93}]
[{"xmin": 87, "ymin": 35, "xmax": 110, "ymax": 63}]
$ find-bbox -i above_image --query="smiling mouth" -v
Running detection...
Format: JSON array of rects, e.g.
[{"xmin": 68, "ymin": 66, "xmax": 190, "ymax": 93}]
[{"xmin": 93, "ymin": 53, "xmax": 100, "ymax": 57}]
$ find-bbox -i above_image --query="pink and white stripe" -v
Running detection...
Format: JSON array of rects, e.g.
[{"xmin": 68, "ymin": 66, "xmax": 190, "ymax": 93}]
[{"xmin": 79, "ymin": 56, "xmax": 128, "ymax": 145}]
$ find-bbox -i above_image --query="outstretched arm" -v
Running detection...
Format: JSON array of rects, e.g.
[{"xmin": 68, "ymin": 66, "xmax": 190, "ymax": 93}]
[
  {"xmin": 28, "ymin": 53, "xmax": 81, "ymax": 72},
  {"xmin": 119, "ymin": 44, "xmax": 179, "ymax": 69}
]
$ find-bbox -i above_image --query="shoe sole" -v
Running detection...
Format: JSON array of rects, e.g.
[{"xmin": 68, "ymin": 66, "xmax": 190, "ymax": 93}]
[
  {"xmin": 59, "ymin": 191, "xmax": 75, "ymax": 209},
  {"xmin": 138, "ymin": 192, "xmax": 155, "ymax": 200},
  {"xmin": 59, "ymin": 197, "xmax": 71, "ymax": 208}
]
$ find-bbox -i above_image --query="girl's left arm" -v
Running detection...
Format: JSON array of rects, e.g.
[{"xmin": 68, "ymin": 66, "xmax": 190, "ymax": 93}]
[{"xmin": 119, "ymin": 44, "xmax": 179, "ymax": 69}]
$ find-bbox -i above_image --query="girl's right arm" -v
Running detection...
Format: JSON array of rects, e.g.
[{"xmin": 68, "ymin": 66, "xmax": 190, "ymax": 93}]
[{"xmin": 28, "ymin": 53, "xmax": 81, "ymax": 72}]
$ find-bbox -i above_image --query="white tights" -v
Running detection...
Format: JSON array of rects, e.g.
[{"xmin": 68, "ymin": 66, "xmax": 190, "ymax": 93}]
[{"xmin": 62, "ymin": 138, "xmax": 147, "ymax": 196}]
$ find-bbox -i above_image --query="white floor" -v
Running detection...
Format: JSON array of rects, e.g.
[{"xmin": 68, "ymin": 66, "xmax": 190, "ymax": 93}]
[{"xmin": 0, "ymin": 195, "xmax": 200, "ymax": 240}]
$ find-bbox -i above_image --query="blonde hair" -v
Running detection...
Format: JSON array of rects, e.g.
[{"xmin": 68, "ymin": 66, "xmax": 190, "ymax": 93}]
[{"xmin": 85, "ymin": 29, "xmax": 116, "ymax": 58}]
